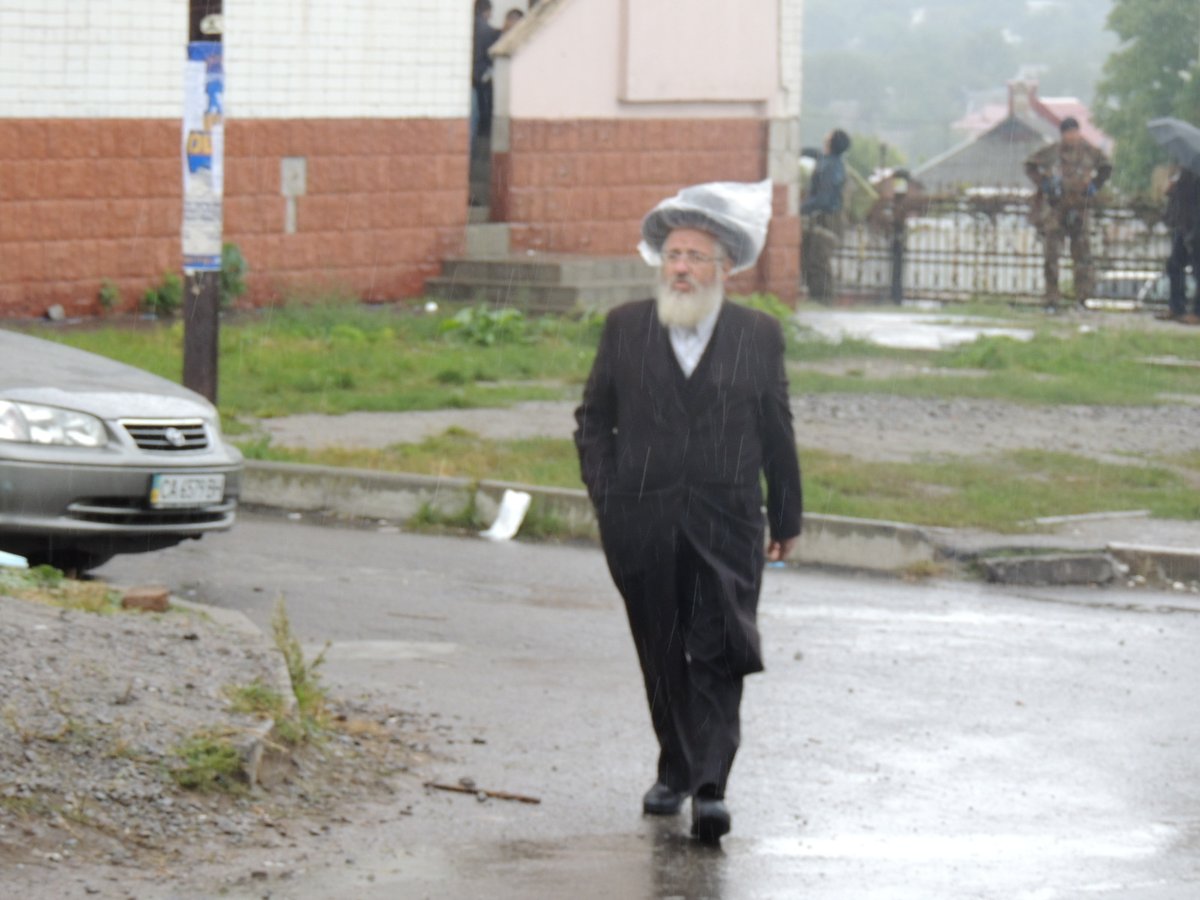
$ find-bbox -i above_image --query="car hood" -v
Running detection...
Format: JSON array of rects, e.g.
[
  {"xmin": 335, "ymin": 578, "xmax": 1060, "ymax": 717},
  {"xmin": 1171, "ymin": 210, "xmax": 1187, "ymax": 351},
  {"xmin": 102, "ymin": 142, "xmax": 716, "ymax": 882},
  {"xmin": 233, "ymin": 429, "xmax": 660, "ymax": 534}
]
[{"xmin": 0, "ymin": 329, "xmax": 217, "ymax": 420}]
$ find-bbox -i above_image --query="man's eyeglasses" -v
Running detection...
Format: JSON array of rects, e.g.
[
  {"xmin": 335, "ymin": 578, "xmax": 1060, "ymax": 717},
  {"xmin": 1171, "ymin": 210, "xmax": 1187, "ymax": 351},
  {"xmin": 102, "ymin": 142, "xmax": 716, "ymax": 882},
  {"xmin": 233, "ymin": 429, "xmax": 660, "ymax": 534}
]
[{"xmin": 664, "ymin": 249, "xmax": 720, "ymax": 266}]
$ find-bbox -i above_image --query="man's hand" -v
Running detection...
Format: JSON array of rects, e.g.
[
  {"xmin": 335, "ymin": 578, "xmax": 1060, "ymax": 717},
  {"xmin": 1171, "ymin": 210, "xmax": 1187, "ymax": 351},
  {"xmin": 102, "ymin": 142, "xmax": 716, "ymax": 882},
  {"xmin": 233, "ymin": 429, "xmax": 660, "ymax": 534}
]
[{"xmin": 766, "ymin": 536, "xmax": 797, "ymax": 563}]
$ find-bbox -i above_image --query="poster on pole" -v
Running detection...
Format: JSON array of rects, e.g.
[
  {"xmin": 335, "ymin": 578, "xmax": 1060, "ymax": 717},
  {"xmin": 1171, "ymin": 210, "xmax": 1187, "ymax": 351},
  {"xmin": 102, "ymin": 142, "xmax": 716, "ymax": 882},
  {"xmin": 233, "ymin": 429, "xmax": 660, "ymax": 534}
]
[{"xmin": 182, "ymin": 42, "xmax": 224, "ymax": 272}]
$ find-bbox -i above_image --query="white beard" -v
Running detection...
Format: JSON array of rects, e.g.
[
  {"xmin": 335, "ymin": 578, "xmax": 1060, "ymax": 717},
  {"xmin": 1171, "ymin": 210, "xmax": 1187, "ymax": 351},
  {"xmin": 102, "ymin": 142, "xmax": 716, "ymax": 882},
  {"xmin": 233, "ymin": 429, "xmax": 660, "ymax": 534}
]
[{"xmin": 655, "ymin": 276, "xmax": 724, "ymax": 329}]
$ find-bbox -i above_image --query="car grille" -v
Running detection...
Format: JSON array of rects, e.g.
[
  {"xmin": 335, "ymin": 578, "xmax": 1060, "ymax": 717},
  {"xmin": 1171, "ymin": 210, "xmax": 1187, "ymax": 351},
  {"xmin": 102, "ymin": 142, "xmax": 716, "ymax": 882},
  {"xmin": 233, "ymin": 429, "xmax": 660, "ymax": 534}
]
[{"xmin": 121, "ymin": 419, "xmax": 209, "ymax": 451}]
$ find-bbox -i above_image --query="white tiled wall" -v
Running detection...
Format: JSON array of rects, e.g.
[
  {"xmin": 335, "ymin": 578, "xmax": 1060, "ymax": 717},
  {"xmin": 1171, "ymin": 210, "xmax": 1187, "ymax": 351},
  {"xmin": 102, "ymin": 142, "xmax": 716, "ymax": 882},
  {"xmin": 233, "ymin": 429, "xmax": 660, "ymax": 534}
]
[
  {"xmin": 0, "ymin": 0, "xmax": 185, "ymax": 118},
  {"xmin": 0, "ymin": 1, "xmax": 471, "ymax": 120},
  {"xmin": 226, "ymin": 1, "xmax": 470, "ymax": 118}
]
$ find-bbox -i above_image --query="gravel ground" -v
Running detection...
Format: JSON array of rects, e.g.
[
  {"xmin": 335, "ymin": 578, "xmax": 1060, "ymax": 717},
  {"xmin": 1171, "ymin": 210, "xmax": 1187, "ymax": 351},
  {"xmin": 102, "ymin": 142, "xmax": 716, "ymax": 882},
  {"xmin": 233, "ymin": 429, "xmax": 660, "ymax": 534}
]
[{"xmin": 0, "ymin": 594, "xmax": 432, "ymax": 899}]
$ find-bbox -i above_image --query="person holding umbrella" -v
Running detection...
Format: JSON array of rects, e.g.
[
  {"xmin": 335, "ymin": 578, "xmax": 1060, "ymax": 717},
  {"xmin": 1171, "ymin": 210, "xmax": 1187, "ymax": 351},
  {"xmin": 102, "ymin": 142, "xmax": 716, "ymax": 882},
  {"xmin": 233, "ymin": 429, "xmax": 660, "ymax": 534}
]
[
  {"xmin": 1161, "ymin": 167, "xmax": 1200, "ymax": 323},
  {"xmin": 1148, "ymin": 118, "xmax": 1200, "ymax": 323}
]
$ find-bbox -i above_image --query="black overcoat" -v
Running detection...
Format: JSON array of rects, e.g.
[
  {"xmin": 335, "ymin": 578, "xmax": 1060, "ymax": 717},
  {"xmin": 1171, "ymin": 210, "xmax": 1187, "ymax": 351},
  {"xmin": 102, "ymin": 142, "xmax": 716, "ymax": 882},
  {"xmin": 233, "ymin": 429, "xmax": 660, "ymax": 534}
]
[{"xmin": 574, "ymin": 298, "xmax": 803, "ymax": 674}]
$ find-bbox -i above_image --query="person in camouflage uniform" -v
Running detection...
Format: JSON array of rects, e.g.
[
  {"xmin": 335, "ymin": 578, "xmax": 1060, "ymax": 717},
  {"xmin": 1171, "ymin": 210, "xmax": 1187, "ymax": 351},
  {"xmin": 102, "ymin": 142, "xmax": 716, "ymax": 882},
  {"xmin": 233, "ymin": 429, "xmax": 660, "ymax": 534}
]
[{"xmin": 1024, "ymin": 117, "xmax": 1112, "ymax": 310}]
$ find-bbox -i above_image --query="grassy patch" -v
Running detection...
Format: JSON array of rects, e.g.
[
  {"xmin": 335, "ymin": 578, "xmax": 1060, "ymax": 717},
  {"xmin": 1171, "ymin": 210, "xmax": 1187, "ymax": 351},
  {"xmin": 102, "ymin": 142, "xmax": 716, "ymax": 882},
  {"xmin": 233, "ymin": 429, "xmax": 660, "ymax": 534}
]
[
  {"xmin": 0, "ymin": 566, "xmax": 122, "ymax": 613},
  {"xmin": 226, "ymin": 680, "xmax": 288, "ymax": 719},
  {"xmin": 169, "ymin": 731, "xmax": 245, "ymax": 793},
  {"xmin": 788, "ymin": 326, "xmax": 1200, "ymax": 405},
  {"xmin": 801, "ymin": 447, "xmax": 1199, "ymax": 531},
  {"xmin": 245, "ymin": 429, "xmax": 1195, "ymax": 533},
  {"xmin": 29, "ymin": 298, "xmax": 1200, "ymax": 418},
  {"xmin": 27, "ymin": 302, "xmax": 598, "ymax": 420},
  {"xmin": 407, "ymin": 489, "xmax": 484, "ymax": 533},
  {"xmin": 239, "ymin": 427, "xmax": 582, "ymax": 488}
]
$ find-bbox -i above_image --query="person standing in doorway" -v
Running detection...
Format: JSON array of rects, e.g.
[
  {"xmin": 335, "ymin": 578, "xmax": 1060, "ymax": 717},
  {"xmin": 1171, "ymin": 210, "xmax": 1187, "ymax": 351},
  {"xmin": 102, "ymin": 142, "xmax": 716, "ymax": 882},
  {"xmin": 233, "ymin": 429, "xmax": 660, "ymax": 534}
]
[
  {"xmin": 800, "ymin": 129, "xmax": 851, "ymax": 302},
  {"xmin": 574, "ymin": 181, "xmax": 803, "ymax": 843},
  {"xmin": 1024, "ymin": 117, "xmax": 1112, "ymax": 312},
  {"xmin": 470, "ymin": 0, "xmax": 501, "ymax": 157}
]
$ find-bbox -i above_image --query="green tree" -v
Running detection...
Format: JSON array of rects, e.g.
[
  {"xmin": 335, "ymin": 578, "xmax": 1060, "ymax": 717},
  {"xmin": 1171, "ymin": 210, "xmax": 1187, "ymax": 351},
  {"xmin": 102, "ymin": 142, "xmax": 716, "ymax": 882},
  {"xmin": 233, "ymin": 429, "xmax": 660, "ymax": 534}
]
[
  {"xmin": 846, "ymin": 134, "xmax": 906, "ymax": 179},
  {"xmin": 1093, "ymin": 0, "xmax": 1200, "ymax": 194}
]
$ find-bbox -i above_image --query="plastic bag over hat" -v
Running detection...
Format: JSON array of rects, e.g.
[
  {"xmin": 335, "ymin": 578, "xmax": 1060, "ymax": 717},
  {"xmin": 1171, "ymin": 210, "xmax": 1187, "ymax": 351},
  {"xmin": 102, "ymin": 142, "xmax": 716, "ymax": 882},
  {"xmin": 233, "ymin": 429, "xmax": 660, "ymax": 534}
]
[{"xmin": 639, "ymin": 179, "xmax": 773, "ymax": 274}]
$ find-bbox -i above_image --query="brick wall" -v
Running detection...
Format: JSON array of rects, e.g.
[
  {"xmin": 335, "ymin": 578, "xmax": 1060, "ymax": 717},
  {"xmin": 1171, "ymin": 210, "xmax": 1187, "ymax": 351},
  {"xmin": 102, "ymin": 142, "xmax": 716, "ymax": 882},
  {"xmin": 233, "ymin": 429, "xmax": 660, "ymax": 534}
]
[
  {"xmin": 0, "ymin": 117, "xmax": 467, "ymax": 317},
  {"xmin": 0, "ymin": 0, "xmax": 472, "ymax": 318},
  {"xmin": 225, "ymin": 118, "xmax": 467, "ymax": 305},
  {"xmin": 492, "ymin": 118, "xmax": 799, "ymax": 301}
]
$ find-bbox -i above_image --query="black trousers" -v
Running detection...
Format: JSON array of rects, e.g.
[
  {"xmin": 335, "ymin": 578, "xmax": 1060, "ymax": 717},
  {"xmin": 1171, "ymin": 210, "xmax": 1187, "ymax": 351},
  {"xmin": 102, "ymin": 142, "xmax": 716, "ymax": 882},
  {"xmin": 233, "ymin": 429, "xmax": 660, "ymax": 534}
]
[
  {"xmin": 1167, "ymin": 228, "xmax": 1199, "ymax": 317},
  {"xmin": 614, "ymin": 536, "xmax": 744, "ymax": 799}
]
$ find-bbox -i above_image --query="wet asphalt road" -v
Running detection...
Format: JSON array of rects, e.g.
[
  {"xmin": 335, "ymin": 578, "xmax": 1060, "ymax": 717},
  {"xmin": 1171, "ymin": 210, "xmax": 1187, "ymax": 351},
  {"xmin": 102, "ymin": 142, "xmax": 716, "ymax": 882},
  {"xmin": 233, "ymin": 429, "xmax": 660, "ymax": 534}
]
[{"xmin": 98, "ymin": 512, "xmax": 1200, "ymax": 899}]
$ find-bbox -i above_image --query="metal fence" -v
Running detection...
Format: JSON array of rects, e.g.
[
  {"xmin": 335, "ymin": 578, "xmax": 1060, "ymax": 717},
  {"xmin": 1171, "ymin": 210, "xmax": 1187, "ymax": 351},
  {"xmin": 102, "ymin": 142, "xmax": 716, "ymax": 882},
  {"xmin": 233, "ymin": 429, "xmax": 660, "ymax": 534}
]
[{"xmin": 831, "ymin": 194, "xmax": 1174, "ymax": 305}]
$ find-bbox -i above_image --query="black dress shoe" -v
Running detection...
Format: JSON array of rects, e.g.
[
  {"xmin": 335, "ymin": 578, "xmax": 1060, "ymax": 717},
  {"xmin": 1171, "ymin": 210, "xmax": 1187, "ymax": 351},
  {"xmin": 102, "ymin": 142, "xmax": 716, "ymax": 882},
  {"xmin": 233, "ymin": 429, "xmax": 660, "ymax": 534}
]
[
  {"xmin": 691, "ymin": 796, "xmax": 731, "ymax": 842},
  {"xmin": 642, "ymin": 782, "xmax": 686, "ymax": 816}
]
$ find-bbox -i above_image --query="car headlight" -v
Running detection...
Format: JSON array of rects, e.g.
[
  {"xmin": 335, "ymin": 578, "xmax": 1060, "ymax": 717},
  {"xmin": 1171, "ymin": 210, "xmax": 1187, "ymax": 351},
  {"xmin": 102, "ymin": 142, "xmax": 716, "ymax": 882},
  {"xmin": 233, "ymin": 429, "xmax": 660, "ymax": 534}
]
[{"xmin": 0, "ymin": 400, "xmax": 108, "ymax": 447}]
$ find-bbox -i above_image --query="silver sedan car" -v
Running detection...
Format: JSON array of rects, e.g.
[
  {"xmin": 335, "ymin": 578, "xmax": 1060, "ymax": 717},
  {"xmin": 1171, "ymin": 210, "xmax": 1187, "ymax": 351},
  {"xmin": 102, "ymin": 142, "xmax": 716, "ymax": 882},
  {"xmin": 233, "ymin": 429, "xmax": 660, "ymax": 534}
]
[{"xmin": 0, "ymin": 328, "xmax": 242, "ymax": 571}]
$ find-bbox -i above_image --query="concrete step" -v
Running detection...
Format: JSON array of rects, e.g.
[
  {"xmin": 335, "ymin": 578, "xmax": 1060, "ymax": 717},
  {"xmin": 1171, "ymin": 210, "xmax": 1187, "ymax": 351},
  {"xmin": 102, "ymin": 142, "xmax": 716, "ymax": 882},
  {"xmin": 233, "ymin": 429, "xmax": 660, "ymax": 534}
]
[
  {"xmin": 464, "ymin": 222, "xmax": 509, "ymax": 257},
  {"xmin": 440, "ymin": 255, "xmax": 655, "ymax": 286},
  {"xmin": 428, "ymin": 252, "xmax": 655, "ymax": 313}
]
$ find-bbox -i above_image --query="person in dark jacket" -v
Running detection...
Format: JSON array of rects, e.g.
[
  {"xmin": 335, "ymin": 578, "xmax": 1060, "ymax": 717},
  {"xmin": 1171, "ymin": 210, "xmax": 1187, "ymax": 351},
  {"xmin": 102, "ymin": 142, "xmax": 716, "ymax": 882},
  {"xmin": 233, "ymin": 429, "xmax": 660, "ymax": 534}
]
[
  {"xmin": 470, "ymin": 0, "xmax": 501, "ymax": 153},
  {"xmin": 574, "ymin": 182, "xmax": 803, "ymax": 843},
  {"xmin": 1162, "ymin": 166, "xmax": 1200, "ymax": 323},
  {"xmin": 800, "ymin": 128, "xmax": 851, "ymax": 302}
]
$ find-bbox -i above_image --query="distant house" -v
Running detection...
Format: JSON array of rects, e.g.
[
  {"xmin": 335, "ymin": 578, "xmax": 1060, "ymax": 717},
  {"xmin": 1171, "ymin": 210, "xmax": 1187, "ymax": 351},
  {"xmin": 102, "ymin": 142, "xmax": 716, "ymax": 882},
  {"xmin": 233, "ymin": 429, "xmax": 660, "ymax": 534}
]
[{"xmin": 915, "ymin": 81, "xmax": 1112, "ymax": 192}]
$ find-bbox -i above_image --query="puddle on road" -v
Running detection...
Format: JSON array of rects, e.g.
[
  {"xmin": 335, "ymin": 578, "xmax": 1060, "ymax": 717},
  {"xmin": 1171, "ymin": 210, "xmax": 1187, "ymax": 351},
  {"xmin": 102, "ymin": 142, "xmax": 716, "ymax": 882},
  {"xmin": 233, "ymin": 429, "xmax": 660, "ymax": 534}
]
[{"xmin": 757, "ymin": 823, "xmax": 1175, "ymax": 861}]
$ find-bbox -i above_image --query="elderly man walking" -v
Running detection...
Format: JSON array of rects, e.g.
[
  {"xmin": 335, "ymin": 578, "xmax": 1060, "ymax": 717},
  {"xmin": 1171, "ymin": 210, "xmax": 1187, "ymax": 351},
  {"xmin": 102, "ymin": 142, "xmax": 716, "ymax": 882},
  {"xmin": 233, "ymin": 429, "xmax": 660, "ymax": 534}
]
[{"xmin": 573, "ymin": 181, "xmax": 803, "ymax": 842}]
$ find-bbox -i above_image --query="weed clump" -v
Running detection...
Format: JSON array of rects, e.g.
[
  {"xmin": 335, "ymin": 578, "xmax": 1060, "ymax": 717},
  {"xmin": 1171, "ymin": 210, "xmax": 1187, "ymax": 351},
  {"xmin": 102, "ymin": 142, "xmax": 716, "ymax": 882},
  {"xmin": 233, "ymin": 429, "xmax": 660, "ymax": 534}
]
[
  {"xmin": 271, "ymin": 596, "xmax": 329, "ymax": 742},
  {"xmin": 170, "ymin": 731, "xmax": 244, "ymax": 792}
]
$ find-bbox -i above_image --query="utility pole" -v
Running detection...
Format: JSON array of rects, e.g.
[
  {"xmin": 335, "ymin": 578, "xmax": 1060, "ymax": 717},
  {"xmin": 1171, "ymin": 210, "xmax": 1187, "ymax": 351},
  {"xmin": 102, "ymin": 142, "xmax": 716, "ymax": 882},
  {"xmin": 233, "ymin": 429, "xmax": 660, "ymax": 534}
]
[{"xmin": 182, "ymin": 1, "xmax": 223, "ymax": 402}]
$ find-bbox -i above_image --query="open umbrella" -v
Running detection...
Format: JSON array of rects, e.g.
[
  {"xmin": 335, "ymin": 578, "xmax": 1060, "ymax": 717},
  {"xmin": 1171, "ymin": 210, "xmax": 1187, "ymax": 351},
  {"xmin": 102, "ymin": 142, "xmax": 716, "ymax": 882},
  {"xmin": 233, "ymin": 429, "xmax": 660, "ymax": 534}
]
[{"xmin": 1147, "ymin": 117, "xmax": 1200, "ymax": 175}]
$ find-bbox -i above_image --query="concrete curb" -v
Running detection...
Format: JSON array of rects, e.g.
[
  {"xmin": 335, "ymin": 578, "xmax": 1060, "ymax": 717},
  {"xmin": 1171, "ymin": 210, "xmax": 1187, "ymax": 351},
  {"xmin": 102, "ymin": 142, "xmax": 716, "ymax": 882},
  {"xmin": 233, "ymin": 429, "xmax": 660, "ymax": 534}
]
[
  {"xmin": 241, "ymin": 460, "xmax": 942, "ymax": 573},
  {"xmin": 170, "ymin": 596, "xmax": 294, "ymax": 788},
  {"xmin": 977, "ymin": 553, "xmax": 1118, "ymax": 586},
  {"xmin": 1108, "ymin": 543, "xmax": 1200, "ymax": 585},
  {"xmin": 240, "ymin": 460, "xmax": 1198, "ymax": 587}
]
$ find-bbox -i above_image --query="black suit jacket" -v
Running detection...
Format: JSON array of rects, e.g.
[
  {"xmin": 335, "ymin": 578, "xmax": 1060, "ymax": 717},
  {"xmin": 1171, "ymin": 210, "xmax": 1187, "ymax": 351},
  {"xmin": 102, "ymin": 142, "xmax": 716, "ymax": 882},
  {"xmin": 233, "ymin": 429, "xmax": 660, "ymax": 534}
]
[{"xmin": 574, "ymin": 298, "xmax": 803, "ymax": 673}]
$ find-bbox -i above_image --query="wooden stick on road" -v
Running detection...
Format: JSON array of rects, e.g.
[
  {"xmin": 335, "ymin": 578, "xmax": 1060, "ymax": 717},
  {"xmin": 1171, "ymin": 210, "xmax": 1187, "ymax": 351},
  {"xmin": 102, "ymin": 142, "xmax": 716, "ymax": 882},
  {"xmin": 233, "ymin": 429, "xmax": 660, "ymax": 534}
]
[{"xmin": 424, "ymin": 781, "xmax": 541, "ymax": 805}]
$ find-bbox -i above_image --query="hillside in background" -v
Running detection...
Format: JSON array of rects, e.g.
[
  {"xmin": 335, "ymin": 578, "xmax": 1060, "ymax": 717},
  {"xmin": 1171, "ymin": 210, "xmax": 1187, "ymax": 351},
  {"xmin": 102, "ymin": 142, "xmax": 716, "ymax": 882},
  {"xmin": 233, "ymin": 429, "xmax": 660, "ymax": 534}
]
[{"xmin": 801, "ymin": 0, "xmax": 1115, "ymax": 164}]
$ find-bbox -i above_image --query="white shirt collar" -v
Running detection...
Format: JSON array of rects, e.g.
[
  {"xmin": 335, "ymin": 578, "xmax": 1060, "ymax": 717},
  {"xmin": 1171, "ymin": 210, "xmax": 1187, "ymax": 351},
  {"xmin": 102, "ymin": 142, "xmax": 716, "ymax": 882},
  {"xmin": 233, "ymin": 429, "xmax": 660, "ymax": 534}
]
[{"xmin": 667, "ymin": 302, "xmax": 722, "ymax": 377}]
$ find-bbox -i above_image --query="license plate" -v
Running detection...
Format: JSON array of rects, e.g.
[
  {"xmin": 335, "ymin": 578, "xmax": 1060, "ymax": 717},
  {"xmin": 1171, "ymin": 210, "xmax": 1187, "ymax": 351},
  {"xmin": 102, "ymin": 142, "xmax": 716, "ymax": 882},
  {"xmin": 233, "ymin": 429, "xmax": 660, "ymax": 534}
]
[{"xmin": 149, "ymin": 473, "xmax": 225, "ymax": 508}]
